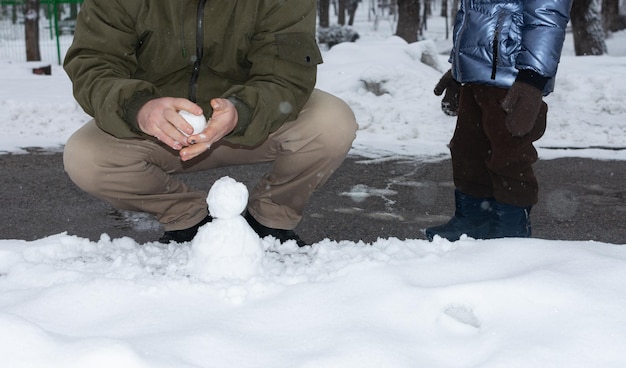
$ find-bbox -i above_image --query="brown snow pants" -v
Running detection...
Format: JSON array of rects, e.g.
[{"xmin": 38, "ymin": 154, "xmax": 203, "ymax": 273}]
[
  {"xmin": 450, "ymin": 84, "xmax": 548, "ymax": 207},
  {"xmin": 63, "ymin": 89, "xmax": 357, "ymax": 231}
]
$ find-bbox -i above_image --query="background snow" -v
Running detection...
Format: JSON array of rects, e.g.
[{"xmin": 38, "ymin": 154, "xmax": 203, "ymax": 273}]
[{"xmin": 1, "ymin": 27, "xmax": 625, "ymax": 160}]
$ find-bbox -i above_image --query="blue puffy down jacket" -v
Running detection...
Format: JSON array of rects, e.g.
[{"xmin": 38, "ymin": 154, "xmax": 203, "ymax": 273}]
[{"xmin": 449, "ymin": 0, "xmax": 572, "ymax": 95}]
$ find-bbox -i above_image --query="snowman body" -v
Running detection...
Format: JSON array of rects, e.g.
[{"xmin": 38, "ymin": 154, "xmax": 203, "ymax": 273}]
[{"xmin": 190, "ymin": 176, "xmax": 264, "ymax": 281}]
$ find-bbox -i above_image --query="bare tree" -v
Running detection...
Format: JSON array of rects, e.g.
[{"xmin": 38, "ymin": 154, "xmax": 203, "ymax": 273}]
[
  {"xmin": 338, "ymin": 0, "xmax": 346, "ymax": 24},
  {"xmin": 70, "ymin": 2, "xmax": 79, "ymax": 20},
  {"xmin": 451, "ymin": 0, "xmax": 459, "ymax": 29},
  {"xmin": 439, "ymin": 0, "xmax": 458, "ymax": 39},
  {"xmin": 12, "ymin": 3, "xmax": 19, "ymax": 24},
  {"xmin": 439, "ymin": 0, "xmax": 449, "ymax": 38},
  {"xmin": 421, "ymin": 0, "xmax": 430, "ymax": 34},
  {"xmin": 396, "ymin": 0, "xmax": 421, "ymax": 42},
  {"xmin": 319, "ymin": 0, "xmax": 331, "ymax": 27},
  {"xmin": 335, "ymin": 0, "xmax": 360, "ymax": 26},
  {"xmin": 602, "ymin": 0, "xmax": 626, "ymax": 33},
  {"xmin": 571, "ymin": 0, "xmax": 607, "ymax": 55},
  {"xmin": 347, "ymin": 0, "xmax": 359, "ymax": 25},
  {"xmin": 24, "ymin": 0, "xmax": 41, "ymax": 61}
]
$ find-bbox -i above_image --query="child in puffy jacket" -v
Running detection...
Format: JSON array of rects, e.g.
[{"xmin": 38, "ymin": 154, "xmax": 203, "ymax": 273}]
[{"xmin": 427, "ymin": 0, "xmax": 573, "ymax": 241}]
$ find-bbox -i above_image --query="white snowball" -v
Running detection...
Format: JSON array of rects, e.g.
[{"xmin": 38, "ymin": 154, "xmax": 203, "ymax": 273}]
[
  {"xmin": 207, "ymin": 176, "xmax": 248, "ymax": 220},
  {"xmin": 178, "ymin": 110, "xmax": 207, "ymax": 135}
]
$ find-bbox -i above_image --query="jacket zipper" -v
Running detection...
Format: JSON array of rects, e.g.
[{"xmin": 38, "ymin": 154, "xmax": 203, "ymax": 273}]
[
  {"xmin": 491, "ymin": 13, "xmax": 506, "ymax": 80},
  {"xmin": 135, "ymin": 31, "xmax": 152, "ymax": 57},
  {"xmin": 188, "ymin": 0, "xmax": 207, "ymax": 103},
  {"xmin": 491, "ymin": 28, "xmax": 500, "ymax": 80}
]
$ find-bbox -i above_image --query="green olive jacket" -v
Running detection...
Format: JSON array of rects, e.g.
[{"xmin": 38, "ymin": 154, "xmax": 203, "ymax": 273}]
[{"xmin": 63, "ymin": 0, "xmax": 323, "ymax": 146}]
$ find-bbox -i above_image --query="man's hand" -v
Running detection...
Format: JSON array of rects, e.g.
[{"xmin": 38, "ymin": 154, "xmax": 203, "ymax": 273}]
[
  {"xmin": 137, "ymin": 97, "xmax": 203, "ymax": 150},
  {"xmin": 501, "ymin": 81, "xmax": 543, "ymax": 137},
  {"xmin": 434, "ymin": 70, "xmax": 461, "ymax": 116},
  {"xmin": 179, "ymin": 98, "xmax": 238, "ymax": 161}
]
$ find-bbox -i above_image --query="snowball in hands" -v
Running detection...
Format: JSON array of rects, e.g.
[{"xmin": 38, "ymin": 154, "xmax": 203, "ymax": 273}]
[
  {"xmin": 190, "ymin": 176, "xmax": 264, "ymax": 281},
  {"xmin": 178, "ymin": 110, "xmax": 207, "ymax": 135}
]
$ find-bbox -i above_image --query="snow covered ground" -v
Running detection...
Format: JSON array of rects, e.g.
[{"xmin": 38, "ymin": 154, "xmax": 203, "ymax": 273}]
[{"xmin": 1, "ymin": 7, "xmax": 625, "ymax": 368}]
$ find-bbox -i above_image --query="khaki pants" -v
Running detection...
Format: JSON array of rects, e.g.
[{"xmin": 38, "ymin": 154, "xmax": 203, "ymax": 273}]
[
  {"xmin": 64, "ymin": 89, "xmax": 357, "ymax": 231},
  {"xmin": 450, "ymin": 84, "xmax": 547, "ymax": 207}
]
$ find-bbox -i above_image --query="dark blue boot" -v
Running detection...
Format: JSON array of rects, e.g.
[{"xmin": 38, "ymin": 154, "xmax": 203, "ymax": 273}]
[
  {"xmin": 425, "ymin": 190, "xmax": 493, "ymax": 241},
  {"xmin": 489, "ymin": 202, "xmax": 532, "ymax": 238}
]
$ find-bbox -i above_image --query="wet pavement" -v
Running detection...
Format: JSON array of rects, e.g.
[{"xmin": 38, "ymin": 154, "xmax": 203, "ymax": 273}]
[{"xmin": 1, "ymin": 150, "xmax": 624, "ymax": 244}]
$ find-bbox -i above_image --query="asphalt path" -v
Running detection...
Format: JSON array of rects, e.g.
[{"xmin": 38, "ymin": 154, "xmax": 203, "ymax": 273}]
[{"xmin": 1, "ymin": 150, "xmax": 624, "ymax": 244}]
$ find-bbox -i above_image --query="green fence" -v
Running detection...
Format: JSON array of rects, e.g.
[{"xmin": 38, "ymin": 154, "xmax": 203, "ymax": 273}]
[{"xmin": 0, "ymin": 0, "xmax": 83, "ymax": 64}]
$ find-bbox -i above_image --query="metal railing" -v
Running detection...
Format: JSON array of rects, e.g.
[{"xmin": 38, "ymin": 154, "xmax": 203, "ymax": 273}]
[{"xmin": 0, "ymin": 0, "xmax": 83, "ymax": 64}]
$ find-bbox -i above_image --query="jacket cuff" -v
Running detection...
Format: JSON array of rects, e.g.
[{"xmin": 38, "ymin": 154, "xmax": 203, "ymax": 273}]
[
  {"xmin": 122, "ymin": 90, "xmax": 160, "ymax": 133},
  {"xmin": 226, "ymin": 96, "xmax": 253, "ymax": 137},
  {"xmin": 516, "ymin": 69, "xmax": 550, "ymax": 91}
]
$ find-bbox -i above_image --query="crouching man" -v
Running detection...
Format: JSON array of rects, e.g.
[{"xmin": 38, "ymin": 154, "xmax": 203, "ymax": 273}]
[{"xmin": 63, "ymin": 0, "xmax": 357, "ymax": 245}]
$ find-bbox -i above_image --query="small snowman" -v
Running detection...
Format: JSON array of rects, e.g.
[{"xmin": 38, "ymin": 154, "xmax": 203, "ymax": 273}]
[
  {"xmin": 190, "ymin": 176, "xmax": 264, "ymax": 281},
  {"xmin": 178, "ymin": 110, "xmax": 207, "ymax": 136}
]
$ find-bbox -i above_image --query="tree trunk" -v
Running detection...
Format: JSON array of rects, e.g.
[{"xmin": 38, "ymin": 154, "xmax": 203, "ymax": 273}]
[
  {"xmin": 347, "ymin": 0, "xmax": 359, "ymax": 26},
  {"xmin": 571, "ymin": 0, "xmax": 607, "ymax": 55},
  {"xmin": 70, "ymin": 2, "xmax": 79, "ymax": 19},
  {"xmin": 396, "ymin": 0, "xmax": 421, "ymax": 42},
  {"xmin": 24, "ymin": 0, "xmax": 41, "ymax": 62},
  {"xmin": 602, "ymin": 0, "xmax": 621, "ymax": 33},
  {"xmin": 319, "ymin": 0, "xmax": 330, "ymax": 28},
  {"xmin": 338, "ymin": 0, "xmax": 346, "ymax": 25},
  {"xmin": 421, "ymin": 0, "xmax": 431, "ymax": 33},
  {"xmin": 451, "ymin": 0, "xmax": 459, "ymax": 25}
]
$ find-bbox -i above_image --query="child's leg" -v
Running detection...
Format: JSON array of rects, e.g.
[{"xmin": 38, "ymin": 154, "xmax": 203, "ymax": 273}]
[{"xmin": 473, "ymin": 85, "xmax": 547, "ymax": 207}]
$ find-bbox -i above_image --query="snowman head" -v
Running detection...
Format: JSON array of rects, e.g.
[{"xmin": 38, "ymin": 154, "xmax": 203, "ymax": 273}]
[{"xmin": 207, "ymin": 176, "xmax": 248, "ymax": 219}]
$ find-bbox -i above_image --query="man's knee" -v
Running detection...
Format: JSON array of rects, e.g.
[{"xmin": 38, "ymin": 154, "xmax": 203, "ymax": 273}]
[
  {"xmin": 308, "ymin": 90, "xmax": 358, "ymax": 152},
  {"xmin": 63, "ymin": 125, "xmax": 103, "ymax": 195}
]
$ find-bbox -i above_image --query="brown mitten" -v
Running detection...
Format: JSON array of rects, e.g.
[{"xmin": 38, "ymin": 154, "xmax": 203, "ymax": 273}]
[
  {"xmin": 501, "ymin": 70, "xmax": 547, "ymax": 137},
  {"xmin": 434, "ymin": 70, "xmax": 461, "ymax": 116}
]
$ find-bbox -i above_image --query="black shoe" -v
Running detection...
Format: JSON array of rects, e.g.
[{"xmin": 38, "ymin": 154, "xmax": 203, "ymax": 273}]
[
  {"xmin": 244, "ymin": 211, "xmax": 307, "ymax": 247},
  {"xmin": 158, "ymin": 215, "xmax": 213, "ymax": 244}
]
